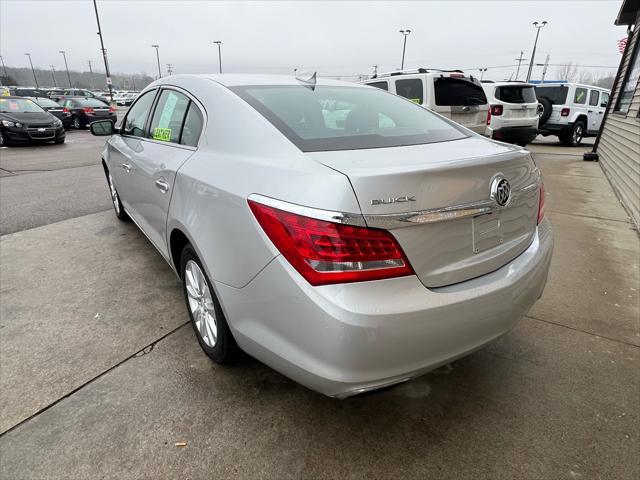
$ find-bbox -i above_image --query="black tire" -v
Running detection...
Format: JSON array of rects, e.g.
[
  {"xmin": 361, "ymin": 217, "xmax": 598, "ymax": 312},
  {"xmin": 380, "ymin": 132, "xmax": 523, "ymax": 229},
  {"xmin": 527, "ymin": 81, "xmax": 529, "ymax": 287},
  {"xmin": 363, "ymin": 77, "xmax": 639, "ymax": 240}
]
[
  {"xmin": 517, "ymin": 141, "xmax": 528, "ymax": 147},
  {"xmin": 0, "ymin": 131, "xmax": 7, "ymax": 147},
  {"xmin": 180, "ymin": 244, "xmax": 239, "ymax": 364},
  {"xmin": 105, "ymin": 167, "xmax": 130, "ymax": 221},
  {"xmin": 538, "ymin": 97, "xmax": 552, "ymax": 125},
  {"xmin": 54, "ymin": 138, "xmax": 65, "ymax": 144},
  {"xmin": 560, "ymin": 120, "xmax": 585, "ymax": 147},
  {"xmin": 73, "ymin": 116, "xmax": 84, "ymax": 129}
]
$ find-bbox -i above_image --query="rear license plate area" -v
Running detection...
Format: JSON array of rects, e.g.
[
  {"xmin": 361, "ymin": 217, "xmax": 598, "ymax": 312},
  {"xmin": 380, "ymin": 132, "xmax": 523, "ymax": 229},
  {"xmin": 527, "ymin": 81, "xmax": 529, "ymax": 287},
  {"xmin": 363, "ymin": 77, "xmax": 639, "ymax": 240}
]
[{"xmin": 472, "ymin": 212, "xmax": 503, "ymax": 254}]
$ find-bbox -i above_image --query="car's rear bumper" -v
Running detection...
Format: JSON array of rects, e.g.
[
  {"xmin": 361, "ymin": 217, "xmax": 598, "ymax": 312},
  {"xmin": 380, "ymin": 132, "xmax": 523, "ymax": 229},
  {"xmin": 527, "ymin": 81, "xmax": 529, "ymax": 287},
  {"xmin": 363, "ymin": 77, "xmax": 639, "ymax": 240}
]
[
  {"xmin": 488, "ymin": 126, "xmax": 538, "ymax": 144},
  {"xmin": 216, "ymin": 218, "xmax": 554, "ymax": 398}
]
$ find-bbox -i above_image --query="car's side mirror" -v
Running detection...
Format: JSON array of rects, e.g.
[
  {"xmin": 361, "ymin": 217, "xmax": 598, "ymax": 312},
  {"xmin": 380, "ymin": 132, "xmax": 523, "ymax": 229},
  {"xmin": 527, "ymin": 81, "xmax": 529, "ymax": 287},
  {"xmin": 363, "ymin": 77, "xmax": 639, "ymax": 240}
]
[{"xmin": 90, "ymin": 120, "xmax": 115, "ymax": 136}]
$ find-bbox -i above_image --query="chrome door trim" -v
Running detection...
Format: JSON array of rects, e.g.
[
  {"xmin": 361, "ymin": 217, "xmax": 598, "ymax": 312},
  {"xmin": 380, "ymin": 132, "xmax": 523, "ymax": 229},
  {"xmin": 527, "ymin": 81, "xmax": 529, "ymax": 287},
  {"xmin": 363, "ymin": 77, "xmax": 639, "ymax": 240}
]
[{"xmin": 249, "ymin": 176, "xmax": 539, "ymax": 231}]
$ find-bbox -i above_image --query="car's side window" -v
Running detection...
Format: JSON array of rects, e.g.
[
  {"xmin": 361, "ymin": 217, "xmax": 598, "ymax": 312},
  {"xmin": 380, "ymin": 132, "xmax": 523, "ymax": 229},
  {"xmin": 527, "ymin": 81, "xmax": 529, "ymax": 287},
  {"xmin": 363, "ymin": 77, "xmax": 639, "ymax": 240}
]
[
  {"xmin": 600, "ymin": 92, "xmax": 609, "ymax": 107},
  {"xmin": 395, "ymin": 79, "xmax": 424, "ymax": 104},
  {"xmin": 180, "ymin": 103, "xmax": 204, "ymax": 147},
  {"xmin": 147, "ymin": 90, "xmax": 190, "ymax": 144},
  {"xmin": 368, "ymin": 81, "xmax": 389, "ymax": 91},
  {"xmin": 122, "ymin": 90, "xmax": 157, "ymax": 137},
  {"xmin": 574, "ymin": 87, "xmax": 587, "ymax": 104},
  {"xmin": 589, "ymin": 90, "xmax": 599, "ymax": 106}
]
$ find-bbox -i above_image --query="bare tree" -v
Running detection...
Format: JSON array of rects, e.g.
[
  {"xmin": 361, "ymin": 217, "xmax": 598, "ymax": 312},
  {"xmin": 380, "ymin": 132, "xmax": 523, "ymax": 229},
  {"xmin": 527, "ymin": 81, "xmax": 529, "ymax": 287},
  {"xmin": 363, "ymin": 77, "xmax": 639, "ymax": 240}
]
[{"xmin": 556, "ymin": 62, "xmax": 578, "ymax": 82}]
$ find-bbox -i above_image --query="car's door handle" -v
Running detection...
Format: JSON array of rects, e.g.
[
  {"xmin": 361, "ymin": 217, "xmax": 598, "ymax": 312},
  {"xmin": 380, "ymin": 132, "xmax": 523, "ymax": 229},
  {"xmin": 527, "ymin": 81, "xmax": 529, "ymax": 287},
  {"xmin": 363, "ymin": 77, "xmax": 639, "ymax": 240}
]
[
  {"xmin": 588, "ymin": 110, "xmax": 593, "ymax": 113},
  {"xmin": 122, "ymin": 163, "xmax": 131, "ymax": 172},
  {"xmin": 155, "ymin": 179, "xmax": 170, "ymax": 193}
]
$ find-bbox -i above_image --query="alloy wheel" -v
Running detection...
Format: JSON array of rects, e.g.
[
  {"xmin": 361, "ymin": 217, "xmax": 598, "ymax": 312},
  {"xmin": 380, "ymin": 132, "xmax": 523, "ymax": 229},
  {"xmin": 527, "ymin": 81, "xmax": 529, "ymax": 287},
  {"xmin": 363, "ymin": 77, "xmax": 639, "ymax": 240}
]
[
  {"xmin": 185, "ymin": 260, "xmax": 218, "ymax": 347},
  {"xmin": 73, "ymin": 117, "xmax": 80, "ymax": 129},
  {"xmin": 573, "ymin": 124, "xmax": 583, "ymax": 145}
]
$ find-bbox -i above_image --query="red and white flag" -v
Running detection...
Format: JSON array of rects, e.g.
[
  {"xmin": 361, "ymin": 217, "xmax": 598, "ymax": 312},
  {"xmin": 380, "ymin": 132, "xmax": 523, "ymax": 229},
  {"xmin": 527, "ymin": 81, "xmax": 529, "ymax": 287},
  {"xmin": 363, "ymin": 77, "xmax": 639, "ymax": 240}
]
[{"xmin": 617, "ymin": 37, "xmax": 628, "ymax": 54}]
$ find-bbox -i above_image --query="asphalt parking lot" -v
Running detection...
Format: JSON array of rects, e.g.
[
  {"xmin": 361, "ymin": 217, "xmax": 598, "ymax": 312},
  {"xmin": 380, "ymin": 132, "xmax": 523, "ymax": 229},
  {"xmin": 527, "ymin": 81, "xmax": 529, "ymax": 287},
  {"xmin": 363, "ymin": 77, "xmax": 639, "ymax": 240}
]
[{"xmin": 1, "ymin": 130, "xmax": 638, "ymax": 479}]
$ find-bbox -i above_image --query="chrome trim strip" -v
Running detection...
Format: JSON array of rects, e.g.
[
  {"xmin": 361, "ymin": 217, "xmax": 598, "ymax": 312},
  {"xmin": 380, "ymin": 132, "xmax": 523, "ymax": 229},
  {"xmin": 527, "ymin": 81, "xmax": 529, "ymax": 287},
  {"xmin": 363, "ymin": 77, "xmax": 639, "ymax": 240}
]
[
  {"xmin": 247, "ymin": 194, "xmax": 368, "ymax": 227},
  {"xmin": 249, "ymin": 176, "xmax": 540, "ymax": 231},
  {"xmin": 363, "ymin": 180, "xmax": 540, "ymax": 229}
]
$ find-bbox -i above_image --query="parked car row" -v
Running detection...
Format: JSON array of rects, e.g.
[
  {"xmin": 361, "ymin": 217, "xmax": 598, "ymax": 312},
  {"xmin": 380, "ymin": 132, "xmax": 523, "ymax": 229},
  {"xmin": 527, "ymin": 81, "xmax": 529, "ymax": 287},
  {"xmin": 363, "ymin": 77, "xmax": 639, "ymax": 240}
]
[{"xmin": 363, "ymin": 68, "xmax": 610, "ymax": 147}]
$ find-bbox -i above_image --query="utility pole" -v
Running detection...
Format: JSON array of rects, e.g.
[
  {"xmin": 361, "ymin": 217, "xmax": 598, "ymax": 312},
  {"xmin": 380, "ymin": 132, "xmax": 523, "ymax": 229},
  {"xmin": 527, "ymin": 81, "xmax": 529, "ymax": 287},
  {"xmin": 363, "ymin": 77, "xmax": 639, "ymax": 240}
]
[
  {"xmin": 87, "ymin": 60, "xmax": 95, "ymax": 89},
  {"xmin": 151, "ymin": 45, "xmax": 161, "ymax": 79},
  {"xmin": 93, "ymin": 0, "xmax": 114, "ymax": 103},
  {"xmin": 526, "ymin": 21, "xmax": 548, "ymax": 82},
  {"xmin": 399, "ymin": 29, "xmax": 411, "ymax": 70},
  {"xmin": 59, "ymin": 50, "xmax": 72, "ymax": 87},
  {"xmin": 540, "ymin": 54, "xmax": 550, "ymax": 84},
  {"xmin": 132, "ymin": 76, "xmax": 136, "ymax": 91},
  {"xmin": 514, "ymin": 51, "xmax": 527, "ymax": 80},
  {"xmin": 0, "ymin": 55, "xmax": 7, "ymax": 77},
  {"xmin": 50, "ymin": 65, "xmax": 57, "ymax": 87},
  {"xmin": 166, "ymin": 63, "xmax": 173, "ymax": 76},
  {"xmin": 479, "ymin": 67, "xmax": 488, "ymax": 80},
  {"xmin": 213, "ymin": 41, "xmax": 222, "ymax": 73},
  {"xmin": 25, "ymin": 53, "xmax": 39, "ymax": 88}
]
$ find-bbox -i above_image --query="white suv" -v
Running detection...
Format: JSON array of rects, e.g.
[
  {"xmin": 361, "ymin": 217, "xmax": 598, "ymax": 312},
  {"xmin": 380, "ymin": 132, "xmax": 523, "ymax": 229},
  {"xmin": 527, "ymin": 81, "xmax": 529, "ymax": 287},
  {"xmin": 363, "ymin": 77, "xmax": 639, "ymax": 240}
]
[
  {"xmin": 363, "ymin": 69, "xmax": 489, "ymax": 134},
  {"xmin": 481, "ymin": 81, "xmax": 539, "ymax": 146},
  {"xmin": 535, "ymin": 83, "xmax": 610, "ymax": 146}
]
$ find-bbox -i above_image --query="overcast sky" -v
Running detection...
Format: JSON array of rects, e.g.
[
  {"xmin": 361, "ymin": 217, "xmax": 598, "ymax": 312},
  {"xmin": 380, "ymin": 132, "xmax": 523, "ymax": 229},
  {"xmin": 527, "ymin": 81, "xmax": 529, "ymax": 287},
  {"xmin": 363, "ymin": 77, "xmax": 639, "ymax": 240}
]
[{"xmin": 0, "ymin": 0, "xmax": 626, "ymax": 81}]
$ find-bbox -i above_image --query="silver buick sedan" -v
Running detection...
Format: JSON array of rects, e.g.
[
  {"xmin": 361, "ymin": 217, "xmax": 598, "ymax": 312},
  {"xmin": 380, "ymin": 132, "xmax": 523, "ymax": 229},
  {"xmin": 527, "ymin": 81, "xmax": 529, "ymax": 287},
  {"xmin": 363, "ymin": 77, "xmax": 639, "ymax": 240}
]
[{"xmin": 90, "ymin": 74, "xmax": 553, "ymax": 398}]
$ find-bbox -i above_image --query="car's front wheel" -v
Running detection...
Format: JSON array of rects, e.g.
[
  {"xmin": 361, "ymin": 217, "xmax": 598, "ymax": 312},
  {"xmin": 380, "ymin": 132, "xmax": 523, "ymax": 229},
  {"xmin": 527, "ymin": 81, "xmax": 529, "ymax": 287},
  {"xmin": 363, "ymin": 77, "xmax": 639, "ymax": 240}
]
[
  {"xmin": 106, "ymin": 169, "xmax": 129, "ymax": 221},
  {"xmin": 0, "ymin": 131, "xmax": 6, "ymax": 147},
  {"xmin": 561, "ymin": 121, "xmax": 585, "ymax": 147},
  {"xmin": 181, "ymin": 244, "xmax": 239, "ymax": 364}
]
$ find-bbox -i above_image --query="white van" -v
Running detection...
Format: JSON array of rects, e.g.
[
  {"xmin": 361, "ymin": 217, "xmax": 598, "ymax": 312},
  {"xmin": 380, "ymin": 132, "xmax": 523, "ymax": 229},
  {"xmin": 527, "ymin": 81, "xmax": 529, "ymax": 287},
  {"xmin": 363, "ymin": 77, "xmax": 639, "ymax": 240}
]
[
  {"xmin": 535, "ymin": 83, "xmax": 610, "ymax": 146},
  {"xmin": 481, "ymin": 81, "xmax": 539, "ymax": 146},
  {"xmin": 363, "ymin": 69, "xmax": 489, "ymax": 134}
]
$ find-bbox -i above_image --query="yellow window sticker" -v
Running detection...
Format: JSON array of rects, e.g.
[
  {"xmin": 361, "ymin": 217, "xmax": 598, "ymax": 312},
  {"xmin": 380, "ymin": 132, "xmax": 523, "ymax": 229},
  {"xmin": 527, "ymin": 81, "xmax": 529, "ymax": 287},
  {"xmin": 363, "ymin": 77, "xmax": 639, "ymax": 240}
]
[
  {"xmin": 409, "ymin": 98, "xmax": 421, "ymax": 104},
  {"xmin": 153, "ymin": 127, "xmax": 171, "ymax": 142}
]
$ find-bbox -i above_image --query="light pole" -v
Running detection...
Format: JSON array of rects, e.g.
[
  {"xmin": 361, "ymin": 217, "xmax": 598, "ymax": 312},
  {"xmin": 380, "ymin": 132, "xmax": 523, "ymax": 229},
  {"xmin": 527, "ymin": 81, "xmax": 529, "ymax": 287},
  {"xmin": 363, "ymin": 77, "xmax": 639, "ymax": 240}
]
[
  {"xmin": 50, "ymin": 65, "xmax": 57, "ymax": 87},
  {"xmin": 526, "ymin": 21, "xmax": 548, "ymax": 82},
  {"xmin": 399, "ymin": 29, "xmax": 411, "ymax": 70},
  {"xmin": 92, "ymin": 0, "xmax": 114, "ymax": 103},
  {"xmin": 59, "ymin": 50, "xmax": 72, "ymax": 86},
  {"xmin": 25, "ymin": 53, "xmax": 38, "ymax": 88},
  {"xmin": 213, "ymin": 41, "xmax": 222, "ymax": 73},
  {"xmin": 151, "ymin": 45, "xmax": 162, "ymax": 79},
  {"xmin": 479, "ymin": 68, "xmax": 488, "ymax": 80}
]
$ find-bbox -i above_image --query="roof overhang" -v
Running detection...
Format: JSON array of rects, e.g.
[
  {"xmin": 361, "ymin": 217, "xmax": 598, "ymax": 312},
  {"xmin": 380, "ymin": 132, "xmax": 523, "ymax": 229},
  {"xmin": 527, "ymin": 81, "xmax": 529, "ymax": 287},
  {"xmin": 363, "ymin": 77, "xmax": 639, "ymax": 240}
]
[{"xmin": 615, "ymin": 0, "xmax": 640, "ymax": 26}]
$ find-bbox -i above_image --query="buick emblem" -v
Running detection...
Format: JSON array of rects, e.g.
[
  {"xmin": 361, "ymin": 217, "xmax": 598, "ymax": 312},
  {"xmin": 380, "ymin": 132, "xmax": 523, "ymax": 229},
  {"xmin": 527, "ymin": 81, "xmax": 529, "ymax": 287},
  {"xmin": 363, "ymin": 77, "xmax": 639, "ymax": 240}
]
[{"xmin": 491, "ymin": 176, "xmax": 511, "ymax": 207}]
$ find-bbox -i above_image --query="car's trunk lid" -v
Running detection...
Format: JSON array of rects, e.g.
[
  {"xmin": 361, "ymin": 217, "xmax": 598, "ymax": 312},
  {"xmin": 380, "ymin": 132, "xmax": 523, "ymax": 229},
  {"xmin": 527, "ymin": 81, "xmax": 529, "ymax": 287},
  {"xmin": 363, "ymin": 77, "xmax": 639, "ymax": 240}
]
[{"xmin": 307, "ymin": 136, "xmax": 540, "ymax": 287}]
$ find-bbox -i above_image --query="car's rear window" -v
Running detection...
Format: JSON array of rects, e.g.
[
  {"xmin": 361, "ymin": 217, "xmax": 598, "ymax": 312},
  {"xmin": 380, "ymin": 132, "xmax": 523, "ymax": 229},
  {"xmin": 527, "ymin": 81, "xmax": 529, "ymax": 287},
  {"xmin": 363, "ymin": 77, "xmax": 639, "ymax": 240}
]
[
  {"xmin": 534, "ymin": 86, "xmax": 568, "ymax": 104},
  {"xmin": 76, "ymin": 98, "xmax": 108, "ymax": 107},
  {"xmin": 231, "ymin": 85, "xmax": 469, "ymax": 152},
  {"xmin": 34, "ymin": 97, "xmax": 61, "ymax": 108},
  {"xmin": 434, "ymin": 77, "xmax": 487, "ymax": 106},
  {"xmin": 496, "ymin": 86, "xmax": 537, "ymax": 104}
]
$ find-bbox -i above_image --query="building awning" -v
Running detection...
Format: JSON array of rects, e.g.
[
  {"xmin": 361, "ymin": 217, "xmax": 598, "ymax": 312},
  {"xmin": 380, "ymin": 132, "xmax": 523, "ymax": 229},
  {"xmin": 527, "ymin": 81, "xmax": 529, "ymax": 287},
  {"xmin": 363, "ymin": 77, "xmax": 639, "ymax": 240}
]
[{"xmin": 615, "ymin": 0, "xmax": 640, "ymax": 26}]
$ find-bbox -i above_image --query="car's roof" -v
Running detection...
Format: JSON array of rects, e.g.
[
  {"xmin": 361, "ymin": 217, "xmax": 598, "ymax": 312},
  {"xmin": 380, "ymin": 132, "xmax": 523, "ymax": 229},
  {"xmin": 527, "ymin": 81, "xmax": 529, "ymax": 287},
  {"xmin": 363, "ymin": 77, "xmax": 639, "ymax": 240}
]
[
  {"xmin": 157, "ymin": 73, "xmax": 367, "ymax": 89},
  {"xmin": 486, "ymin": 81, "xmax": 535, "ymax": 87},
  {"xmin": 535, "ymin": 82, "xmax": 610, "ymax": 92}
]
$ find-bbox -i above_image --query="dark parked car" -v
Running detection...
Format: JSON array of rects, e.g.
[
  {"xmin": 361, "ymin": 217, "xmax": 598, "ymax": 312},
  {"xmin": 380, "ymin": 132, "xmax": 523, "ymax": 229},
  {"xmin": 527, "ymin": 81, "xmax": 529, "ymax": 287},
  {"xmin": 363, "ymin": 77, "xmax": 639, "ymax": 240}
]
[
  {"xmin": 0, "ymin": 96, "xmax": 65, "ymax": 146},
  {"xmin": 29, "ymin": 96, "xmax": 73, "ymax": 129},
  {"xmin": 49, "ymin": 88, "xmax": 109, "ymax": 104},
  {"xmin": 6, "ymin": 87, "xmax": 49, "ymax": 98},
  {"xmin": 59, "ymin": 97, "xmax": 117, "ymax": 129}
]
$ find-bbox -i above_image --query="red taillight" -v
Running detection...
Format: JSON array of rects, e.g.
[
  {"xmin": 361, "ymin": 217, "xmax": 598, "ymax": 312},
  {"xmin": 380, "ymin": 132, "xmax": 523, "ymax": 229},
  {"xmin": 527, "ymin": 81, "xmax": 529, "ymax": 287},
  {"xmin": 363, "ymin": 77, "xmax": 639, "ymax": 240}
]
[
  {"xmin": 108, "ymin": 105, "xmax": 116, "ymax": 112},
  {"xmin": 248, "ymin": 200, "xmax": 414, "ymax": 286},
  {"xmin": 83, "ymin": 107, "xmax": 94, "ymax": 114},
  {"xmin": 537, "ymin": 184, "xmax": 546, "ymax": 225},
  {"xmin": 561, "ymin": 108, "xmax": 570, "ymax": 117},
  {"xmin": 490, "ymin": 105, "xmax": 503, "ymax": 116},
  {"xmin": 62, "ymin": 107, "xmax": 70, "ymax": 113}
]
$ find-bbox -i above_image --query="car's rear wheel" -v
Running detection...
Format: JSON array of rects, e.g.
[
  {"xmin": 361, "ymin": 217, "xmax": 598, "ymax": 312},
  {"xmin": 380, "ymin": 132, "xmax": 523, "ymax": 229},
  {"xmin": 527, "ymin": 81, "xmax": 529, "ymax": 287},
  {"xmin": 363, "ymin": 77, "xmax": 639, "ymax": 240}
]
[
  {"xmin": 561, "ymin": 121, "xmax": 585, "ymax": 147},
  {"xmin": 106, "ymin": 170, "xmax": 129, "ymax": 221},
  {"xmin": 73, "ymin": 117, "xmax": 83, "ymax": 129},
  {"xmin": 181, "ymin": 244, "xmax": 239, "ymax": 364},
  {"xmin": 0, "ymin": 132, "xmax": 6, "ymax": 147}
]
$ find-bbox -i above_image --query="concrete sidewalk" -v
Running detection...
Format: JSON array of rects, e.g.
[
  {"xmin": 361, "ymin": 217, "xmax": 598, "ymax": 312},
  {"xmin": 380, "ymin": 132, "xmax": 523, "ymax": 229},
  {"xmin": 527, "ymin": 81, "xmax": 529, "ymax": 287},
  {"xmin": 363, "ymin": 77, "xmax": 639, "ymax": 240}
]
[{"xmin": 1, "ymin": 145, "xmax": 638, "ymax": 479}]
